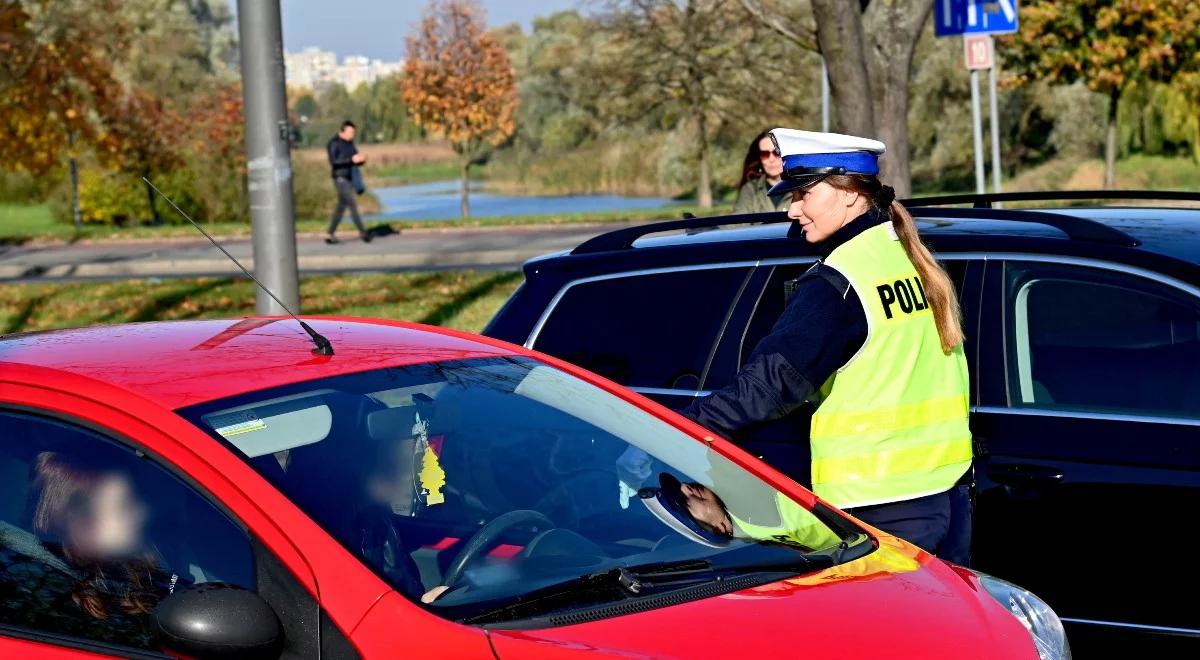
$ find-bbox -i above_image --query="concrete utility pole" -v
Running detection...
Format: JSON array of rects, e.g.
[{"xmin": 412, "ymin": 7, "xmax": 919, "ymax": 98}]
[{"xmin": 237, "ymin": 0, "xmax": 300, "ymax": 315}]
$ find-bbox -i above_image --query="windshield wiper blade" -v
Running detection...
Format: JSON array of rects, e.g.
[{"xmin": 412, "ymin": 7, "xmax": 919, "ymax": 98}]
[
  {"xmin": 597, "ymin": 559, "xmax": 715, "ymax": 594},
  {"xmin": 459, "ymin": 560, "xmax": 719, "ymax": 625}
]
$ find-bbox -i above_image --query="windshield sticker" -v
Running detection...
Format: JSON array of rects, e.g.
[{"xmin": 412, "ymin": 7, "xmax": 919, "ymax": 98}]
[{"xmin": 210, "ymin": 410, "xmax": 267, "ymax": 438}]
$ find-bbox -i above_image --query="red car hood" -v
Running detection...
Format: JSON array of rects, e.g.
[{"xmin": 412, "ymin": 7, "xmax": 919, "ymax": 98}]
[{"xmin": 488, "ymin": 538, "xmax": 1037, "ymax": 660}]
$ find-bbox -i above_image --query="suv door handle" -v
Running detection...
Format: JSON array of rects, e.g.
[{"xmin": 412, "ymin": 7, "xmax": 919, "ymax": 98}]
[{"xmin": 987, "ymin": 463, "xmax": 1064, "ymax": 499}]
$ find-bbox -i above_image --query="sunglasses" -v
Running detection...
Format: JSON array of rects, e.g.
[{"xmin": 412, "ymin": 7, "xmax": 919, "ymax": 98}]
[{"xmin": 758, "ymin": 149, "xmax": 780, "ymax": 161}]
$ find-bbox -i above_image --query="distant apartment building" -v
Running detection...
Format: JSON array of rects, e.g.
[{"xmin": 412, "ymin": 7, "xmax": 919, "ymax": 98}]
[{"xmin": 285, "ymin": 47, "xmax": 404, "ymax": 92}]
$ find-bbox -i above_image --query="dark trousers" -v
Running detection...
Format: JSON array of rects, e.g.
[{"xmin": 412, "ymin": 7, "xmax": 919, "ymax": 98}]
[
  {"xmin": 848, "ymin": 484, "xmax": 972, "ymax": 566},
  {"xmin": 328, "ymin": 177, "xmax": 365, "ymax": 235}
]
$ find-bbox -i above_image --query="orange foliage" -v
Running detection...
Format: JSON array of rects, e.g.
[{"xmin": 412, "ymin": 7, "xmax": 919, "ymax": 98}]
[
  {"xmin": 0, "ymin": 0, "xmax": 127, "ymax": 176},
  {"xmin": 400, "ymin": 0, "xmax": 517, "ymax": 160}
]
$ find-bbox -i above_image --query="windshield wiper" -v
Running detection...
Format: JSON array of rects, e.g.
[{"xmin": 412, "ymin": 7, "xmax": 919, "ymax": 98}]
[
  {"xmin": 458, "ymin": 553, "xmax": 832, "ymax": 626},
  {"xmin": 594, "ymin": 558, "xmax": 716, "ymax": 594}
]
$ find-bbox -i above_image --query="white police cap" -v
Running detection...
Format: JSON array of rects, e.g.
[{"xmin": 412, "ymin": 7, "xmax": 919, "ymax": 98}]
[{"xmin": 767, "ymin": 128, "xmax": 886, "ymax": 197}]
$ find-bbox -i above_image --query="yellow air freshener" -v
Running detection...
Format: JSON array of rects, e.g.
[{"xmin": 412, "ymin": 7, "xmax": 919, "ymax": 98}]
[{"xmin": 419, "ymin": 449, "xmax": 446, "ymax": 505}]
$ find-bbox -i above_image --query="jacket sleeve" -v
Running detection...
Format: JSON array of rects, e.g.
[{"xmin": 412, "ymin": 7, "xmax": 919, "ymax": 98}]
[{"xmin": 680, "ymin": 266, "xmax": 868, "ymax": 440}]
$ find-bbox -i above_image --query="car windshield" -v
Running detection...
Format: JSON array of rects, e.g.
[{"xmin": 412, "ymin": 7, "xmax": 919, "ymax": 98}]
[{"xmin": 179, "ymin": 356, "xmax": 862, "ymax": 623}]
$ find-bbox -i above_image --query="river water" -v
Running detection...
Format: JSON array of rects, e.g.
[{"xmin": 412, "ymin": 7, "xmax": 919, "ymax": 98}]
[{"xmin": 369, "ymin": 180, "xmax": 678, "ymax": 220}]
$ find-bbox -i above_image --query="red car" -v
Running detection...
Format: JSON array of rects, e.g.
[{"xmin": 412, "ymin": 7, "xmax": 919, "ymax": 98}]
[{"xmin": 0, "ymin": 318, "xmax": 1066, "ymax": 659}]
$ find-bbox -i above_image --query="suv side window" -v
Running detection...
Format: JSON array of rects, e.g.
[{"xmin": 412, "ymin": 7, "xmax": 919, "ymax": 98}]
[
  {"xmin": 1005, "ymin": 262, "xmax": 1200, "ymax": 419},
  {"xmin": 0, "ymin": 411, "xmax": 255, "ymax": 652},
  {"xmin": 532, "ymin": 267, "xmax": 753, "ymax": 389},
  {"xmin": 736, "ymin": 260, "xmax": 969, "ymax": 370}
]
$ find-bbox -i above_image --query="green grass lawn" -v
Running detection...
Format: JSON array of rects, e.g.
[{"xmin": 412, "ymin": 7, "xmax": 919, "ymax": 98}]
[
  {"xmin": 0, "ymin": 203, "xmax": 61, "ymax": 241},
  {"xmin": 1, "ymin": 270, "xmax": 523, "ymax": 336}
]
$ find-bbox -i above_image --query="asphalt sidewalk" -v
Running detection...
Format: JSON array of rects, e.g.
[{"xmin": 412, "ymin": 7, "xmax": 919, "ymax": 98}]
[{"xmin": 0, "ymin": 223, "xmax": 637, "ymax": 282}]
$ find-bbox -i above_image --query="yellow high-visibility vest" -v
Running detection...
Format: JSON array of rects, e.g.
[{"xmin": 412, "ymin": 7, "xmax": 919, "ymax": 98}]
[{"xmin": 811, "ymin": 222, "xmax": 972, "ymax": 509}]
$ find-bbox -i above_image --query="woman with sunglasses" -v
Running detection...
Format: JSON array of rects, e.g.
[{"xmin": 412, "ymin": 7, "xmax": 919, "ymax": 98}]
[
  {"xmin": 683, "ymin": 128, "xmax": 973, "ymax": 566},
  {"xmin": 732, "ymin": 130, "xmax": 791, "ymax": 213}
]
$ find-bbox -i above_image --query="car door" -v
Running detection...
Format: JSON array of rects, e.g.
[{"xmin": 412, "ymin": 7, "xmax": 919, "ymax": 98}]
[
  {"xmin": 971, "ymin": 257, "xmax": 1200, "ymax": 642},
  {"xmin": 0, "ymin": 406, "xmax": 343, "ymax": 659},
  {"xmin": 525, "ymin": 264, "xmax": 758, "ymax": 411}
]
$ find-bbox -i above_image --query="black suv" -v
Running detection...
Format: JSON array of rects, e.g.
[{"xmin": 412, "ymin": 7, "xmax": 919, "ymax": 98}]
[{"xmin": 485, "ymin": 191, "xmax": 1200, "ymax": 653}]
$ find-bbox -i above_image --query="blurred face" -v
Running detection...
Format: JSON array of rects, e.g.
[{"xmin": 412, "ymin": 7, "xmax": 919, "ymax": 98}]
[
  {"xmin": 367, "ymin": 438, "xmax": 418, "ymax": 515},
  {"xmin": 68, "ymin": 475, "xmax": 147, "ymax": 559},
  {"xmin": 758, "ymin": 137, "xmax": 783, "ymax": 180},
  {"xmin": 680, "ymin": 483, "xmax": 733, "ymax": 537},
  {"xmin": 787, "ymin": 181, "xmax": 867, "ymax": 243},
  {"xmin": 340, "ymin": 125, "xmax": 356, "ymax": 142}
]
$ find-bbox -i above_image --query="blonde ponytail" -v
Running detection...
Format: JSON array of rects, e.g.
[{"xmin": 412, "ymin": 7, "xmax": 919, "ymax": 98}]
[{"xmin": 887, "ymin": 201, "xmax": 964, "ymax": 353}]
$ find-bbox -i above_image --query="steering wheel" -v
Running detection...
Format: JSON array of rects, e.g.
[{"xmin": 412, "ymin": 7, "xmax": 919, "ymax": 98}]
[{"xmin": 442, "ymin": 510, "xmax": 554, "ymax": 589}]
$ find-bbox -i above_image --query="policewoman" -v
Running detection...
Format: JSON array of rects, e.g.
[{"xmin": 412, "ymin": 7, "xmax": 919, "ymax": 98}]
[{"xmin": 682, "ymin": 128, "xmax": 973, "ymax": 565}]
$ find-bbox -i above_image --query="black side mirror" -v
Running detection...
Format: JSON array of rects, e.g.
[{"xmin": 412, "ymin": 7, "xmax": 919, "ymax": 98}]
[{"xmin": 153, "ymin": 583, "xmax": 283, "ymax": 660}]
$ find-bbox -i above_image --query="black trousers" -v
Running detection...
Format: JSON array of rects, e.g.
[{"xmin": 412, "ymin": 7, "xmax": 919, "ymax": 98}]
[
  {"xmin": 847, "ymin": 484, "xmax": 973, "ymax": 566},
  {"xmin": 328, "ymin": 177, "xmax": 365, "ymax": 235}
]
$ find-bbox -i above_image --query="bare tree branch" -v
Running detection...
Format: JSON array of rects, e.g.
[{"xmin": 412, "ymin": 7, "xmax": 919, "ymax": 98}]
[{"xmin": 739, "ymin": 0, "xmax": 819, "ymax": 51}]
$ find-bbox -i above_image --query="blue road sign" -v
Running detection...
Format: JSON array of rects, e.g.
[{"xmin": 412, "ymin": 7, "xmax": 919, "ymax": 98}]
[{"xmin": 935, "ymin": 0, "xmax": 1019, "ymax": 37}]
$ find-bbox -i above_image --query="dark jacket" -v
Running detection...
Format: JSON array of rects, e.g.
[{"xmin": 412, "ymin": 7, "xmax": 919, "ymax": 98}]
[
  {"xmin": 680, "ymin": 210, "xmax": 892, "ymax": 440},
  {"xmin": 327, "ymin": 135, "xmax": 358, "ymax": 180}
]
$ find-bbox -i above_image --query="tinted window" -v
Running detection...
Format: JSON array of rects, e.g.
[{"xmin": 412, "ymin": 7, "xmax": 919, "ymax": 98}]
[
  {"xmin": 1006, "ymin": 262, "xmax": 1200, "ymax": 419},
  {"xmin": 0, "ymin": 412, "xmax": 254, "ymax": 651},
  {"xmin": 737, "ymin": 260, "xmax": 968, "ymax": 368},
  {"xmin": 533, "ymin": 267, "xmax": 752, "ymax": 389}
]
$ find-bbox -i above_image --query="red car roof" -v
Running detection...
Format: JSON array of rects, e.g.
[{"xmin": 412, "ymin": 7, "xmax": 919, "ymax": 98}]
[{"xmin": 0, "ymin": 317, "xmax": 518, "ymax": 410}]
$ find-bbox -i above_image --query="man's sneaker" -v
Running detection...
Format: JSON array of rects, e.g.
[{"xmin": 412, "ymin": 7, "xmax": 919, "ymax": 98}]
[
  {"xmin": 325, "ymin": 235, "xmax": 340, "ymax": 245},
  {"xmin": 361, "ymin": 233, "xmax": 373, "ymax": 243}
]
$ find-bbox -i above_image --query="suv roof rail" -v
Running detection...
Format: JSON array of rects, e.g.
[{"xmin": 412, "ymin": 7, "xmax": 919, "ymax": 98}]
[
  {"xmin": 904, "ymin": 189, "xmax": 1200, "ymax": 208},
  {"xmin": 570, "ymin": 199, "xmax": 1147, "ymax": 255},
  {"xmin": 571, "ymin": 211, "xmax": 789, "ymax": 254},
  {"xmin": 910, "ymin": 207, "xmax": 1140, "ymax": 246}
]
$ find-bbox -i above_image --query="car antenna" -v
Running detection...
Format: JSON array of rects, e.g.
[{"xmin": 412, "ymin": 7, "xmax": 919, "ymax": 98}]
[{"xmin": 143, "ymin": 177, "xmax": 334, "ymax": 356}]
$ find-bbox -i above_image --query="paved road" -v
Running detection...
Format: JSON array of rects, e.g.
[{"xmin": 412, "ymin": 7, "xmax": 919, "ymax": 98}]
[{"xmin": 0, "ymin": 224, "xmax": 637, "ymax": 282}]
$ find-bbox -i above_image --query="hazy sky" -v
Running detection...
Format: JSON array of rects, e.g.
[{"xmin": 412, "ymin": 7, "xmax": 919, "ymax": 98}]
[{"xmin": 229, "ymin": 1, "xmax": 582, "ymax": 61}]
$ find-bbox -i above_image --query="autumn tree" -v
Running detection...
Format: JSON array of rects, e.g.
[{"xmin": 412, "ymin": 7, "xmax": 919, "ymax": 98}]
[
  {"xmin": 402, "ymin": 0, "xmax": 517, "ymax": 217},
  {"xmin": 0, "ymin": 0, "xmax": 127, "ymax": 227},
  {"xmin": 590, "ymin": 1, "xmax": 791, "ymax": 209},
  {"xmin": 1002, "ymin": 0, "xmax": 1200, "ymax": 188},
  {"xmin": 740, "ymin": 0, "xmax": 933, "ymax": 197}
]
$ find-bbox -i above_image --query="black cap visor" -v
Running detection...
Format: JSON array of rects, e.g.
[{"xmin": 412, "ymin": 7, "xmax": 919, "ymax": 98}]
[{"xmin": 767, "ymin": 166, "xmax": 848, "ymax": 197}]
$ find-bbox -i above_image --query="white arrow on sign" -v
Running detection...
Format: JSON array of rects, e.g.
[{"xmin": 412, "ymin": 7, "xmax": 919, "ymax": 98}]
[
  {"xmin": 997, "ymin": 0, "xmax": 1016, "ymax": 22},
  {"xmin": 943, "ymin": 0, "xmax": 953, "ymax": 27},
  {"xmin": 969, "ymin": 0, "xmax": 1017, "ymax": 28}
]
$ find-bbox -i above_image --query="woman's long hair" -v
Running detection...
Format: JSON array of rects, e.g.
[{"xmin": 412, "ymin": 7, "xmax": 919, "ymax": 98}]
[
  {"xmin": 737, "ymin": 129, "xmax": 773, "ymax": 189},
  {"xmin": 824, "ymin": 174, "xmax": 965, "ymax": 354},
  {"xmin": 31, "ymin": 452, "xmax": 162, "ymax": 620}
]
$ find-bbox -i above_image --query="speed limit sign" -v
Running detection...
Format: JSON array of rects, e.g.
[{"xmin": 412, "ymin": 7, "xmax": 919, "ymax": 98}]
[{"xmin": 964, "ymin": 34, "xmax": 994, "ymax": 70}]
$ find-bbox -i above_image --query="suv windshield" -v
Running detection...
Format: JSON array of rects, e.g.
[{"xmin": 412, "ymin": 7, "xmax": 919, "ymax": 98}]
[{"xmin": 180, "ymin": 356, "xmax": 863, "ymax": 623}]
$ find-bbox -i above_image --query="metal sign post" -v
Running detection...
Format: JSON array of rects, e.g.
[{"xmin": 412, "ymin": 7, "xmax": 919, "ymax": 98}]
[
  {"xmin": 965, "ymin": 35, "xmax": 993, "ymax": 194},
  {"xmin": 821, "ymin": 57, "xmax": 830, "ymax": 133},
  {"xmin": 989, "ymin": 60, "xmax": 1002, "ymax": 195},
  {"xmin": 937, "ymin": 1, "xmax": 1018, "ymax": 196}
]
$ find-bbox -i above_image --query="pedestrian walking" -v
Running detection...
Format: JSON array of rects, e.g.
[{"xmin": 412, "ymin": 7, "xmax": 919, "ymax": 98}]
[{"xmin": 326, "ymin": 120, "xmax": 371, "ymax": 244}]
